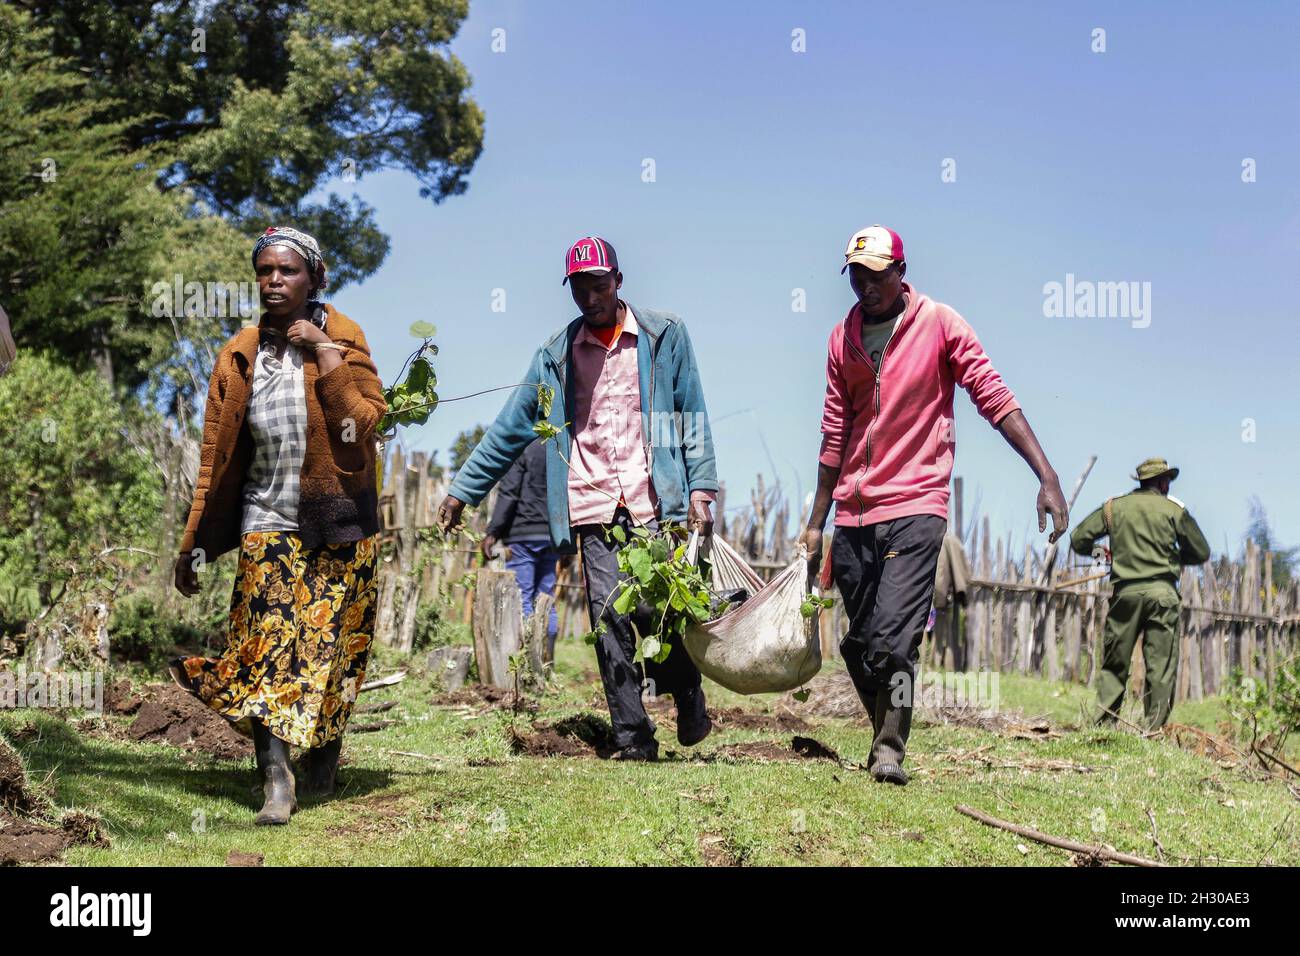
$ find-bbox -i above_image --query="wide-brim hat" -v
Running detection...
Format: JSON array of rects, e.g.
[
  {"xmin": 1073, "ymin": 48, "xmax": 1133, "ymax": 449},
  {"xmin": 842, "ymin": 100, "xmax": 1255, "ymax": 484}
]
[{"xmin": 1132, "ymin": 457, "xmax": 1179, "ymax": 482}]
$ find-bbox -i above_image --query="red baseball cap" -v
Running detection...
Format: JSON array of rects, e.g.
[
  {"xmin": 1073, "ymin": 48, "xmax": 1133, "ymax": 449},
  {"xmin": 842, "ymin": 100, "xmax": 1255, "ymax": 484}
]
[{"xmin": 563, "ymin": 236, "xmax": 618, "ymax": 284}]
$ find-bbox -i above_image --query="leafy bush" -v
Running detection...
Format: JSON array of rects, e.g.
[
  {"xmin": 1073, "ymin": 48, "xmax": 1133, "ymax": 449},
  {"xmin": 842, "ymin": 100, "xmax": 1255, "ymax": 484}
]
[
  {"xmin": 109, "ymin": 593, "xmax": 201, "ymax": 665},
  {"xmin": 0, "ymin": 353, "xmax": 162, "ymax": 610},
  {"xmin": 411, "ymin": 599, "xmax": 444, "ymax": 652}
]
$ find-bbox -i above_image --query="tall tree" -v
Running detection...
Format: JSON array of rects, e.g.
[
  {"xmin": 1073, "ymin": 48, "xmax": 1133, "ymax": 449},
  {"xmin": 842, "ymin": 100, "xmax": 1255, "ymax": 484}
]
[
  {"xmin": 0, "ymin": 4, "xmax": 248, "ymax": 395},
  {"xmin": 23, "ymin": 0, "xmax": 485, "ymax": 286}
]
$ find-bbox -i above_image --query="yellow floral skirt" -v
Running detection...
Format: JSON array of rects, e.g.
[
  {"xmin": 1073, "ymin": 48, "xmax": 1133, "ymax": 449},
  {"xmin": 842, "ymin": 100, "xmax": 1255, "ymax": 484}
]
[{"xmin": 175, "ymin": 531, "xmax": 378, "ymax": 749}]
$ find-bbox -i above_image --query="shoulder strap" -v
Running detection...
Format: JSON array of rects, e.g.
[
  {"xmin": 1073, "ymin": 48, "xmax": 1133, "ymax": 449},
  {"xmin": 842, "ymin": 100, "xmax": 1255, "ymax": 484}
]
[{"xmin": 1102, "ymin": 497, "xmax": 1115, "ymax": 535}]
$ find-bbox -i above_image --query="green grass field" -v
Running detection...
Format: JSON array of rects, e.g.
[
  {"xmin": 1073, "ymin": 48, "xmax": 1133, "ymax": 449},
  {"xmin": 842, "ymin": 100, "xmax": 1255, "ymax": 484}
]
[{"xmin": 3, "ymin": 640, "xmax": 1297, "ymax": 867}]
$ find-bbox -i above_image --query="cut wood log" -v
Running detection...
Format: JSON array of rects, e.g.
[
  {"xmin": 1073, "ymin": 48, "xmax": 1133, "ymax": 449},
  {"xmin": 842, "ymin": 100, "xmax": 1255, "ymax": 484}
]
[{"xmin": 427, "ymin": 645, "xmax": 473, "ymax": 691}]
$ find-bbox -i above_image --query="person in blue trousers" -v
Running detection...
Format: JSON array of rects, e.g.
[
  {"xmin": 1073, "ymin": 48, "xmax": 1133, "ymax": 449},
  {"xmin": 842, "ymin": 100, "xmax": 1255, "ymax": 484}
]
[{"xmin": 481, "ymin": 439, "xmax": 561, "ymax": 658}]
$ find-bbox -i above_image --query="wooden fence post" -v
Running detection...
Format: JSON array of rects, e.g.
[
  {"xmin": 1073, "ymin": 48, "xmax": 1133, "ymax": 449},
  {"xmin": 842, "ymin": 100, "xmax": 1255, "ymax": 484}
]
[{"xmin": 472, "ymin": 568, "xmax": 523, "ymax": 688}]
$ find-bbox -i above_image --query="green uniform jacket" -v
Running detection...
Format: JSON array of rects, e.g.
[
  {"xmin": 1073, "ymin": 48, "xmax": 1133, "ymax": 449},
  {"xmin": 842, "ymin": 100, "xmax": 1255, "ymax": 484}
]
[{"xmin": 1070, "ymin": 488, "xmax": 1211, "ymax": 589}]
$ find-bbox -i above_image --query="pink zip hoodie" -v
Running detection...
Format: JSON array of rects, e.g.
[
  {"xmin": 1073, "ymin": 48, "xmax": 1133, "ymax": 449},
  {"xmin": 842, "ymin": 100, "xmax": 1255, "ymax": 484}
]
[{"xmin": 818, "ymin": 283, "xmax": 1020, "ymax": 528}]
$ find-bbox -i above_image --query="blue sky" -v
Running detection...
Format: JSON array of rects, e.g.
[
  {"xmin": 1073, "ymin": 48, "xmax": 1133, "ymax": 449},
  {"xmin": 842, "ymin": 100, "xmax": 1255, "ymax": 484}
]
[{"xmin": 326, "ymin": 0, "xmax": 1300, "ymax": 558}]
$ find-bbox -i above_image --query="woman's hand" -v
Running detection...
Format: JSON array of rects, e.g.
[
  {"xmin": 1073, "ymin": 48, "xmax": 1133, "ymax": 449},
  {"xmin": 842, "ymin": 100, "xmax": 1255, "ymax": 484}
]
[
  {"xmin": 173, "ymin": 551, "xmax": 201, "ymax": 597},
  {"xmin": 287, "ymin": 319, "xmax": 343, "ymax": 373},
  {"xmin": 286, "ymin": 319, "xmax": 331, "ymax": 349}
]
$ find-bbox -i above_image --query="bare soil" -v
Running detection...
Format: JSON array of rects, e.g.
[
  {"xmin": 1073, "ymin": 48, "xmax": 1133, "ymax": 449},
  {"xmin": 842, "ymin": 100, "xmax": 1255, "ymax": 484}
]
[{"xmin": 127, "ymin": 683, "xmax": 252, "ymax": 761}]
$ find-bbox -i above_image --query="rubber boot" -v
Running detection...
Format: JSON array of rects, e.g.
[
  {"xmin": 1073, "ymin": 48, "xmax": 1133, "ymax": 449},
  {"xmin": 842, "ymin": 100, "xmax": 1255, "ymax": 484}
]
[
  {"xmin": 675, "ymin": 684, "xmax": 712, "ymax": 747},
  {"xmin": 302, "ymin": 736, "xmax": 342, "ymax": 798},
  {"xmin": 252, "ymin": 721, "xmax": 297, "ymax": 824},
  {"xmin": 870, "ymin": 693, "xmax": 911, "ymax": 786}
]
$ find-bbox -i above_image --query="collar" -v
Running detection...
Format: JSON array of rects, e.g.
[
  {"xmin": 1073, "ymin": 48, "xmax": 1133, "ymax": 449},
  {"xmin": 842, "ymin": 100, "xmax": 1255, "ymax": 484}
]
[{"xmin": 575, "ymin": 301, "xmax": 639, "ymax": 348}]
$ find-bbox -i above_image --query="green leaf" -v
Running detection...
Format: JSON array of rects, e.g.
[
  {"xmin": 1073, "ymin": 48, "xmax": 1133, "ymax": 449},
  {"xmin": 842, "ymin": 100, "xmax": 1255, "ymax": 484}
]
[
  {"xmin": 640, "ymin": 636, "xmax": 661, "ymax": 661},
  {"xmin": 613, "ymin": 586, "xmax": 637, "ymax": 616},
  {"xmin": 532, "ymin": 420, "xmax": 561, "ymax": 442},
  {"xmin": 536, "ymin": 384, "xmax": 554, "ymax": 418},
  {"xmin": 628, "ymin": 548, "xmax": 653, "ymax": 584},
  {"xmin": 406, "ymin": 357, "xmax": 432, "ymax": 392},
  {"xmin": 409, "ymin": 320, "xmax": 437, "ymax": 339},
  {"xmin": 609, "ymin": 525, "xmax": 627, "ymax": 543},
  {"xmin": 792, "ymin": 688, "xmax": 811, "ymax": 703}
]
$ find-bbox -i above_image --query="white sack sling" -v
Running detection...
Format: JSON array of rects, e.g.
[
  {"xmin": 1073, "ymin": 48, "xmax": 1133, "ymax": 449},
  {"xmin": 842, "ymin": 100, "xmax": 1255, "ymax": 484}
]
[{"xmin": 681, "ymin": 532, "xmax": 823, "ymax": 694}]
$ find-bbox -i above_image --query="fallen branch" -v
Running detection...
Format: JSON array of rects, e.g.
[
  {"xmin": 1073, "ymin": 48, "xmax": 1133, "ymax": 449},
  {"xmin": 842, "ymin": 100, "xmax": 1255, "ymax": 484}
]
[
  {"xmin": 1252, "ymin": 744, "xmax": 1300, "ymax": 779},
  {"xmin": 955, "ymin": 805, "xmax": 1165, "ymax": 867},
  {"xmin": 348, "ymin": 719, "xmax": 398, "ymax": 733},
  {"xmin": 359, "ymin": 670, "xmax": 406, "ymax": 693},
  {"xmin": 380, "ymin": 749, "xmax": 446, "ymax": 762}
]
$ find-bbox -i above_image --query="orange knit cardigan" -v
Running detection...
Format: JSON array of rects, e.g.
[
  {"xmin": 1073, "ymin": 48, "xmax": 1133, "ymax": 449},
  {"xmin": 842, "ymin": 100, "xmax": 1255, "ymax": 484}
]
[{"xmin": 179, "ymin": 304, "xmax": 386, "ymax": 560}]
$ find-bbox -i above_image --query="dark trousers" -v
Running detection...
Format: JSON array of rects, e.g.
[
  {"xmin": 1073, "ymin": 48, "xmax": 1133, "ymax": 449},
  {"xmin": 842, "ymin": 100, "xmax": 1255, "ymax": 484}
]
[
  {"xmin": 577, "ymin": 508, "xmax": 704, "ymax": 749},
  {"xmin": 831, "ymin": 514, "xmax": 946, "ymax": 767}
]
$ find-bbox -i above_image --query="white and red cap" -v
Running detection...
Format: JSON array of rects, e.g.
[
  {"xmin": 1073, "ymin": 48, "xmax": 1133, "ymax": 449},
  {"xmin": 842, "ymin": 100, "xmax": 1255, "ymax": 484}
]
[
  {"xmin": 563, "ymin": 236, "xmax": 618, "ymax": 284},
  {"xmin": 842, "ymin": 225, "xmax": 904, "ymax": 273}
]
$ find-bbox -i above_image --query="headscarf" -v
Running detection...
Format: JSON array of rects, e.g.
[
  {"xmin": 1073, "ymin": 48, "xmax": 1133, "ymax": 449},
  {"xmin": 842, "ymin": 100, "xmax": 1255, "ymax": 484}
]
[{"xmin": 251, "ymin": 226, "xmax": 328, "ymax": 292}]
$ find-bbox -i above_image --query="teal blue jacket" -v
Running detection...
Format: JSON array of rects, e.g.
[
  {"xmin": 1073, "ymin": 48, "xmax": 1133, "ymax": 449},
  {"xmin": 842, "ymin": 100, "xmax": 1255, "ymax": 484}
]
[{"xmin": 448, "ymin": 304, "xmax": 719, "ymax": 552}]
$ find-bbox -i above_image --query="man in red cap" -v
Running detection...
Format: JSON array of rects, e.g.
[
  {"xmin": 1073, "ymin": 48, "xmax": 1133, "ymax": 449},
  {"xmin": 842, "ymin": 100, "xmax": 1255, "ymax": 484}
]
[
  {"xmin": 801, "ymin": 225, "xmax": 1068, "ymax": 785},
  {"xmin": 437, "ymin": 237, "xmax": 719, "ymax": 761}
]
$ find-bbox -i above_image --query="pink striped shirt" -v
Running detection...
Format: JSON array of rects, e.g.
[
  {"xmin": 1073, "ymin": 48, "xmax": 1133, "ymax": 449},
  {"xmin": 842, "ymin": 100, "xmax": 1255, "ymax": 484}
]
[{"xmin": 567, "ymin": 303, "xmax": 715, "ymax": 528}]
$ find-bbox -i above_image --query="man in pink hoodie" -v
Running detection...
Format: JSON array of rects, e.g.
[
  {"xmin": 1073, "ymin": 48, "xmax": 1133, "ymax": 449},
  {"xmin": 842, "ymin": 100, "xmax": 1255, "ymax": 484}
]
[{"xmin": 801, "ymin": 225, "xmax": 1068, "ymax": 785}]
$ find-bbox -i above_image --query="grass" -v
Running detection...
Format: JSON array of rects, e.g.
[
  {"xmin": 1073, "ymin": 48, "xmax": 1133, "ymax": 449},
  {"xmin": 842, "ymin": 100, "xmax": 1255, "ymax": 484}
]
[{"xmin": 2, "ymin": 639, "xmax": 1297, "ymax": 866}]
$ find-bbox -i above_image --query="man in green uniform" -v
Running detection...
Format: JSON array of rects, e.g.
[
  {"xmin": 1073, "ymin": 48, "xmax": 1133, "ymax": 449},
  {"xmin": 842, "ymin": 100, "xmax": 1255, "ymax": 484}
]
[{"xmin": 1070, "ymin": 457, "xmax": 1211, "ymax": 729}]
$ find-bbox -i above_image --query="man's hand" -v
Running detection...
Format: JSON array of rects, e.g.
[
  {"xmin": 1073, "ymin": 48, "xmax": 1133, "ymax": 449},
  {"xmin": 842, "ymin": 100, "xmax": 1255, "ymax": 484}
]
[
  {"xmin": 481, "ymin": 534, "xmax": 500, "ymax": 561},
  {"xmin": 173, "ymin": 551, "xmax": 201, "ymax": 597},
  {"xmin": 1038, "ymin": 475, "xmax": 1069, "ymax": 543},
  {"xmin": 800, "ymin": 526, "xmax": 824, "ymax": 584},
  {"xmin": 437, "ymin": 495, "xmax": 467, "ymax": 535},
  {"xmin": 688, "ymin": 499, "xmax": 714, "ymax": 537}
]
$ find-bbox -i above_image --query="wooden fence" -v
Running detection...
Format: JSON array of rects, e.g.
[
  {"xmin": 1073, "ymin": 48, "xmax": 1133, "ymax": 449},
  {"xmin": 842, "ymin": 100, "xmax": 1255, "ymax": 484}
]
[
  {"xmin": 374, "ymin": 444, "xmax": 593, "ymax": 654},
  {"xmin": 376, "ymin": 446, "xmax": 1299, "ymax": 702}
]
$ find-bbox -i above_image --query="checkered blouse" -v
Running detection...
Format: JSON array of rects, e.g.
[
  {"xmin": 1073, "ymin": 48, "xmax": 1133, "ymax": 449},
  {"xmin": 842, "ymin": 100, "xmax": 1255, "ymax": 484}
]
[{"xmin": 240, "ymin": 310, "xmax": 324, "ymax": 534}]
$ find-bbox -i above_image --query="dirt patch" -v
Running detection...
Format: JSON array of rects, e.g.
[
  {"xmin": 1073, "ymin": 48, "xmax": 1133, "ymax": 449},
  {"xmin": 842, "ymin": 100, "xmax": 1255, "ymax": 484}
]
[
  {"xmin": 0, "ymin": 812, "xmax": 66, "ymax": 865},
  {"xmin": 698, "ymin": 832, "xmax": 741, "ymax": 867},
  {"xmin": 104, "ymin": 679, "xmax": 142, "ymax": 716},
  {"xmin": 508, "ymin": 712, "xmax": 618, "ymax": 759},
  {"xmin": 709, "ymin": 706, "xmax": 811, "ymax": 733},
  {"xmin": 791, "ymin": 735, "xmax": 841, "ymax": 761},
  {"xmin": 706, "ymin": 736, "xmax": 841, "ymax": 764},
  {"xmin": 127, "ymin": 683, "xmax": 252, "ymax": 761},
  {"xmin": 57, "ymin": 809, "xmax": 111, "ymax": 849},
  {"xmin": 0, "ymin": 738, "xmax": 111, "ymax": 865},
  {"xmin": 509, "ymin": 727, "xmax": 590, "ymax": 757},
  {"xmin": 226, "ymin": 850, "xmax": 263, "ymax": 867},
  {"xmin": 430, "ymin": 684, "xmax": 539, "ymax": 714},
  {"xmin": 0, "ymin": 736, "xmax": 50, "ymax": 818}
]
